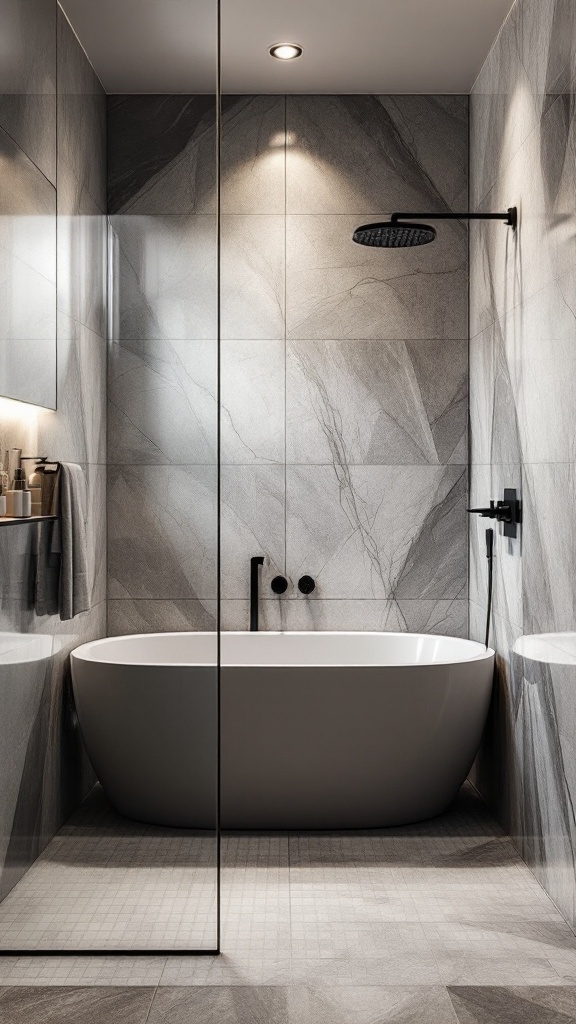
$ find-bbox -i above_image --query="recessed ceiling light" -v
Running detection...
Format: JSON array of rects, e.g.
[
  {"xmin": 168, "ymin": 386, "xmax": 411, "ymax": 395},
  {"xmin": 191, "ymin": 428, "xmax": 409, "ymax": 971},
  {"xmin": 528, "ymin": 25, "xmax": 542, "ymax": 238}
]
[{"xmin": 269, "ymin": 43, "xmax": 303, "ymax": 60}]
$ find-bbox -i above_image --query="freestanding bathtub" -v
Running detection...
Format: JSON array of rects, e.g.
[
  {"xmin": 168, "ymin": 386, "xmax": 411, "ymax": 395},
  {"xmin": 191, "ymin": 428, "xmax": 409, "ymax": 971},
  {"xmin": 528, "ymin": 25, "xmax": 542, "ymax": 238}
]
[{"xmin": 71, "ymin": 632, "xmax": 494, "ymax": 830}]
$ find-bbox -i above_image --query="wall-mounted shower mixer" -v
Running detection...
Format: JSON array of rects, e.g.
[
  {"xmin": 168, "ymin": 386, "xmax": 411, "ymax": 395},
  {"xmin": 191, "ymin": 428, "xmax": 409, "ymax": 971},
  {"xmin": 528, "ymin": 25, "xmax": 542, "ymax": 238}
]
[
  {"xmin": 467, "ymin": 488, "xmax": 521, "ymax": 539},
  {"xmin": 298, "ymin": 575, "xmax": 316, "ymax": 594},
  {"xmin": 271, "ymin": 576, "xmax": 288, "ymax": 594}
]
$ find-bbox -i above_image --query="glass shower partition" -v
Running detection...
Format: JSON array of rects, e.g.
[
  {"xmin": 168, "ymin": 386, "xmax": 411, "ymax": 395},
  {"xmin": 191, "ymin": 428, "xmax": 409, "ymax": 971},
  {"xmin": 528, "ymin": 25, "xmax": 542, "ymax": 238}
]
[{"xmin": 0, "ymin": 0, "xmax": 221, "ymax": 956}]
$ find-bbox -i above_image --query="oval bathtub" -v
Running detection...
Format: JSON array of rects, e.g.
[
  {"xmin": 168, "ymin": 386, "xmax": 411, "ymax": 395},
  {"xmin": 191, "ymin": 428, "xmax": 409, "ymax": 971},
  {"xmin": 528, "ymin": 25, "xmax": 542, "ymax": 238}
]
[{"xmin": 71, "ymin": 632, "xmax": 494, "ymax": 830}]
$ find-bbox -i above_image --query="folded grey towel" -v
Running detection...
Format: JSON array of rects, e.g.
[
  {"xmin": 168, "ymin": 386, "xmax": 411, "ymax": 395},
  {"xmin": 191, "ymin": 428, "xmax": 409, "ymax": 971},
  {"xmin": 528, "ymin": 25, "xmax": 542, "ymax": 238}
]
[
  {"xmin": 34, "ymin": 463, "xmax": 90, "ymax": 621},
  {"xmin": 59, "ymin": 463, "xmax": 90, "ymax": 621}
]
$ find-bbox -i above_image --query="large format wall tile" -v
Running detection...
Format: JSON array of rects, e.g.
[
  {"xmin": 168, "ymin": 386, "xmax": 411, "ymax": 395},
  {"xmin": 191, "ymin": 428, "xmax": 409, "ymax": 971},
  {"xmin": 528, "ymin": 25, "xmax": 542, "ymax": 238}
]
[
  {"xmin": 287, "ymin": 339, "xmax": 466, "ymax": 466},
  {"xmin": 108, "ymin": 599, "xmax": 216, "ymax": 636},
  {"xmin": 108, "ymin": 338, "xmax": 217, "ymax": 465},
  {"xmin": 107, "ymin": 95, "xmax": 216, "ymax": 215},
  {"xmin": 221, "ymin": 215, "xmax": 285, "ymax": 340},
  {"xmin": 108, "ymin": 465, "xmax": 218, "ymax": 601},
  {"xmin": 221, "ymin": 340, "xmax": 285, "ymax": 465},
  {"xmin": 111, "ymin": 214, "xmax": 217, "ymax": 341},
  {"xmin": 287, "ymin": 215, "xmax": 467, "ymax": 341},
  {"xmin": 287, "ymin": 465, "xmax": 466, "ymax": 600},
  {"xmin": 0, "ymin": 0, "xmax": 56, "ymax": 184},
  {"xmin": 57, "ymin": 196, "xmax": 107, "ymax": 338},
  {"xmin": 470, "ymin": 91, "xmax": 576, "ymax": 338},
  {"xmin": 221, "ymin": 598, "xmax": 467, "ymax": 636},
  {"xmin": 57, "ymin": 9, "xmax": 106, "ymax": 213},
  {"xmin": 221, "ymin": 466, "xmax": 285, "ymax": 598},
  {"xmin": 286, "ymin": 95, "xmax": 467, "ymax": 214},
  {"xmin": 221, "ymin": 95, "xmax": 285, "ymax": 214}
]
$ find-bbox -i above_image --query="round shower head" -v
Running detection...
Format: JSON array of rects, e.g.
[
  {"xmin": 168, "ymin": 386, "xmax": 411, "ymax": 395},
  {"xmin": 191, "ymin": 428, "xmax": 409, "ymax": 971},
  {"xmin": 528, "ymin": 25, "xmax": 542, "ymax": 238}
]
[{"xmin": 352, "ymin": 221, "xmax": 437, "ymax": 247}]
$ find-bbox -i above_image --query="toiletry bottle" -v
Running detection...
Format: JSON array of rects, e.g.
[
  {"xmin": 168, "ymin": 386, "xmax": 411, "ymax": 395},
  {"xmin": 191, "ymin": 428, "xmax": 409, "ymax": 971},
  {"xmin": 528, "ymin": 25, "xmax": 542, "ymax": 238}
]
[
  {"xmin": 0, "ymin": 457, "xmax": 8, "ymax": 516},
  {"xmin": 6, "ymin": 469, "xmax": 31, "ymax": 518},
  {"xmin": 23, "ymin": 458, "xmax": 47, "ymax": 517},
  {"xmin": 7, "ymin": 448, "xmax": 22, "ymax": 489}
]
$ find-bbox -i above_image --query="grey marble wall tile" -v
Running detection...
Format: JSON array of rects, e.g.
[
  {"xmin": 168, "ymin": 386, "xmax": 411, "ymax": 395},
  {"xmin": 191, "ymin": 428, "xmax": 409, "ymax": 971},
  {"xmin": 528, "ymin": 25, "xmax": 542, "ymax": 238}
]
[
  {"xmin": 287, "ymin": 339, "xmax": 467, "ymax": 466},
  {"xmin": 221, "ymin": 341, "xmax": 284, "ymax": 465},
  {"xmin": 522, "ymin": 463, "xmax": 576, "ymax": 635},
  {"xmin": 472, "ymin": 273, "xmax": 576, "ymax": 467},
  {"xmin": 0, "ymin": 0, "xmax": 56, "ymax": 185},
  {"xmin": 287, "ymin": 465, "xmax": 466, "ymax": 600},
  {"xmin": 57, "ymin": 8, "xmax": 106, "ymax": 213},
  {"xmin": 220, "ymin": 598, "xmax": 467, "ymax": 636},
  {"xmin": 57, "ymin": 195, "xmax": 107, "ymax": 338},
  {"xmin": 108, "ymin": 338, "xmax": 217, "ymax": 465},
  {"xmin": 521, "ymin": 0, "xmax": 576, "ymax": 104},
  {"xmin": 470, "ymin": 95, "xmax": 576, "ymax": 337},
  {"xmin": 221, "ymin": 215, "xmax": 285, "ymax": 340},
  {"xmin": 110, "ymin": 215, "xmax": 217, "ymax": 341},
  {"xmin": 107, "ymin": 465, "xmax": 218, "ymax": 601},
  {"xmin": 471, "ymin": 1, "xmax": 532, "ymax": 209},
  {"xmin": 221, "ymin": 96, "xmax": 285, "ymax": 214},
  {"xmin": 469, "ymin": 319, "xmax": 522, "ymax": 468},
  {"xmin": 221, "ymin": 466, "xmax": 285, "ymax": 599},
  {"xmin": 33, "ymin": 313, "xmax": 106, "ymax": 466},
  {"xmin": 286, "ymin": 96, "xmax": 467, "ymax": 214},
  {"xmin": 107, "ymin": 95, "xmax": 216, "ymax": 216},
  {"xmin": 108, "ymin": 599, "xmax": 216, "ymax": 636},
  {"xmin": 287, "ymin": 215, "xmax": 467, "ymax": 341}
]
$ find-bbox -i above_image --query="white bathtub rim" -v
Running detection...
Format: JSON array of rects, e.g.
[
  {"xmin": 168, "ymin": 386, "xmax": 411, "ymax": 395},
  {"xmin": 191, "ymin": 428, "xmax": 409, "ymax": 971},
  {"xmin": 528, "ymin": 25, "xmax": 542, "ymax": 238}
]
[{"xmin": 71, "ymin": 631, "xmax": 494, "ymax": 669}]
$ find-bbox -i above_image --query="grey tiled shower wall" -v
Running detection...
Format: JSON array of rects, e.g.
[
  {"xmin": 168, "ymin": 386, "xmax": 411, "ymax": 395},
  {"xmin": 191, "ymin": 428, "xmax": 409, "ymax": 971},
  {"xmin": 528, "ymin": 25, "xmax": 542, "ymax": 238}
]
[
  {"xmin": 107, "ymin": 94, "xmax": 469, "ymax": 635},
  {"xmin": 0, "ymin": 3, "xmax": 107, "ymax": 897},
  {"xmin": 469, "ymin": 0, "xmax": 576, "ymax": 929}
]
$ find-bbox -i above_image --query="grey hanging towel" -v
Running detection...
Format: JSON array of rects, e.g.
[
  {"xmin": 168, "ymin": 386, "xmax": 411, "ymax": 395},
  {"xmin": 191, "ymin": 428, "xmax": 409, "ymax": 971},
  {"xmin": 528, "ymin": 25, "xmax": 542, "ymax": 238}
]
[
  {"xmin": 59, "ymin": 463, "xmax": 90, "ymax": 621},
  {"xmin": 34, "ymin": 467, "xmax": 62, "ymax": 618}
]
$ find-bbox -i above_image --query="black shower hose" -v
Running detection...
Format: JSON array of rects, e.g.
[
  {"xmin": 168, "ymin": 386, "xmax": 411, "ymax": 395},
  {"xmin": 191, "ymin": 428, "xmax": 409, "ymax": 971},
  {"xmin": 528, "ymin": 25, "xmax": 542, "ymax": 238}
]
[{"xmin": 485, "ymin": 528, "xmax": 494, "ymax": 649}]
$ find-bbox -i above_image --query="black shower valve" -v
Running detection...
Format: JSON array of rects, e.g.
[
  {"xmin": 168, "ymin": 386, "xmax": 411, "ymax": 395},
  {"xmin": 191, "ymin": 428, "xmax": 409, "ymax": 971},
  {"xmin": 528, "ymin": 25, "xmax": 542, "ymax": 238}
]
[
  {"xmin": 298, "ymin": 575, "xmax": 316, "ymax": 595},
  {"xmin": 271, "ymin": 575, "xmax": 288, "ymax": 595},
  {"xmin": 467, "ymin": 489, "xmax": 521, "ymax": 539}
]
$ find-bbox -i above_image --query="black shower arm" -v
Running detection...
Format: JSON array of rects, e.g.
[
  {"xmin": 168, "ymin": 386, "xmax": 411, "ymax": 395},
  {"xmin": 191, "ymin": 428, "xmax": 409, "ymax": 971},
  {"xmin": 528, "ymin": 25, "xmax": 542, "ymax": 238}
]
[{"xmin": 391, "ymin": 208, "xmax": 517, "ymax": 227}]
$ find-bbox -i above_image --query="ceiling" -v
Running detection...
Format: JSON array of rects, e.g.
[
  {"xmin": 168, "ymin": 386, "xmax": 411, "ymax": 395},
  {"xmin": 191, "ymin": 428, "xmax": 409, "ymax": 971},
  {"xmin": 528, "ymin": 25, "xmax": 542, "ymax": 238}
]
[{"xmin": 61, "ymin": 0, "xmax": 515, "ymax": 94}]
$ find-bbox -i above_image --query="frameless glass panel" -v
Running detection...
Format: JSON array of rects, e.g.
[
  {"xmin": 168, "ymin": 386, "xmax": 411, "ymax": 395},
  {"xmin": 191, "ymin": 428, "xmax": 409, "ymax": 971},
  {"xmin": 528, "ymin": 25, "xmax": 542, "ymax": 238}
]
[{"xmin": 0, "ymin": 0, "xmax": 219, "ymax": 955}]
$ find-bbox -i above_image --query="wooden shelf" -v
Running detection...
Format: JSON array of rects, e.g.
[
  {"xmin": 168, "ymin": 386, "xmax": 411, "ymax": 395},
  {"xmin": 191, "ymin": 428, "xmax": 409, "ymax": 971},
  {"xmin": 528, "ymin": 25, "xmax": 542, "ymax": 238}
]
[{"xmin": 0, "ymin": 515, "xmax": 57, "ymax": 527}]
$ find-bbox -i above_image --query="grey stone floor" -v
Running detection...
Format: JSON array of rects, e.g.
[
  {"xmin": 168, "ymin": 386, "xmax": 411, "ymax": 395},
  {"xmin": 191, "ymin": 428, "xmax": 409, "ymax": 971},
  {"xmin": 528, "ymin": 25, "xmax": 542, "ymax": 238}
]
[{"xmin": 1, "ymin": 785, "xmax": 576, "ymax": 1020}]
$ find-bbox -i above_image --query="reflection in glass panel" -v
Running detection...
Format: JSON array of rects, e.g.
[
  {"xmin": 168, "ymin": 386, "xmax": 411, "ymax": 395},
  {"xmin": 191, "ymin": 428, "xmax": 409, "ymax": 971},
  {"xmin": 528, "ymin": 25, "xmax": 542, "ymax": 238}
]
[{"xmin": 0, "ymin": 0, "xmax": 219, "ymax": 955}]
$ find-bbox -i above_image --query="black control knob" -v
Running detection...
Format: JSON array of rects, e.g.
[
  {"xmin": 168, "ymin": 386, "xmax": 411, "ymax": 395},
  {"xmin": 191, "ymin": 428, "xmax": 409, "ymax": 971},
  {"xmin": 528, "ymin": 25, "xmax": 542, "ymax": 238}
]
[
  {"xmin": 298, "ymin": 575, "xmax": 316, "ymax": 595},
  {"xmin": 271, "ymin": 576, "xmax": 288, "ymax": 594}
]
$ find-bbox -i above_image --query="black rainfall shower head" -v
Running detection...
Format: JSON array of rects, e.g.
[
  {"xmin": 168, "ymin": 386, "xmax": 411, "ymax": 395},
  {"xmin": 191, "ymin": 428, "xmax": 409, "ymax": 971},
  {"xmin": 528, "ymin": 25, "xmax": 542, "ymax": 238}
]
[
  {"xmin": 352, "ymin": 208, "xmax": 517, "ymax": 248},
  {"xmin": 352, "ymin": 221, "xmax": 436, "ymax": 248}
]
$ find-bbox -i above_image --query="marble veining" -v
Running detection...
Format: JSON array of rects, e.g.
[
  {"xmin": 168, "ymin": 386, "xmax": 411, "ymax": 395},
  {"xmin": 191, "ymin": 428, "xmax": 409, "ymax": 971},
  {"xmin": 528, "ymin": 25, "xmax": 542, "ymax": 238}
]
[
  {"xmin": 107, "ymin": 92, "xmax": 467, "ymax": 634},
  {"xmin": 470, "ymin": 0, "xmax": 576, "ymax": 934}
]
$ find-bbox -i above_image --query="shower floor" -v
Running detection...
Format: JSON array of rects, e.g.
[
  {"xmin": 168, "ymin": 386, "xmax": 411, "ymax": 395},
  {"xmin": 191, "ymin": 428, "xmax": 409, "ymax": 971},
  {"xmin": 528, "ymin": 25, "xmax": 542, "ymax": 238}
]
[{"xmin": 0, "ymin": 783, "xmax": 576, "ymax": 997}]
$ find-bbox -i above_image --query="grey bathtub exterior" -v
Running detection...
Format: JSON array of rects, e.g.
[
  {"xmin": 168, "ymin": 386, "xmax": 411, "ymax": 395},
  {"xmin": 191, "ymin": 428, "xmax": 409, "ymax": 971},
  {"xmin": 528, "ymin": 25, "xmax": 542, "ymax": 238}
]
[{"xmin": 71, "ymin": 633, "xmax": 494, "ymax": 830}]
